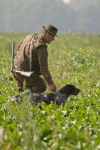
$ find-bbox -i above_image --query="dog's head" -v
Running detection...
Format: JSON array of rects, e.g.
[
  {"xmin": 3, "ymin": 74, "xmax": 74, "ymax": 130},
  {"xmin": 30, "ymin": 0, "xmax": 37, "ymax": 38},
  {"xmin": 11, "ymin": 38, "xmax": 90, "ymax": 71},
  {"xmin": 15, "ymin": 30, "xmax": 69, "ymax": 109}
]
[{"xmin": 58, "ymin": 84, "xmax": 80, "ymax": 96}]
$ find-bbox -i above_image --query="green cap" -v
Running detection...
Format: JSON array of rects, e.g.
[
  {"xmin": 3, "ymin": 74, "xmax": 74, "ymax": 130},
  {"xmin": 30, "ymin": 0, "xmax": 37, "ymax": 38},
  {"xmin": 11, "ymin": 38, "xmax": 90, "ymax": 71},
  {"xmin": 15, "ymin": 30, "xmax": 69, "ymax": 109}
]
[{"xmin": 43, "ymin": 24, "xmax": 58, "ymax": 36}]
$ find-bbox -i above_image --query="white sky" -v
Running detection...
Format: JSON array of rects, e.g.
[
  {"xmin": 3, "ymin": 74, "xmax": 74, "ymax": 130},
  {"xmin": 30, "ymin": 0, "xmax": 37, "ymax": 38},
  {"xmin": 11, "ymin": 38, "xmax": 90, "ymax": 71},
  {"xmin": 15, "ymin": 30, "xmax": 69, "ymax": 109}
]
[{"xmin": 62, "ymin": 0, "xmax": 71, "ymax": 3}]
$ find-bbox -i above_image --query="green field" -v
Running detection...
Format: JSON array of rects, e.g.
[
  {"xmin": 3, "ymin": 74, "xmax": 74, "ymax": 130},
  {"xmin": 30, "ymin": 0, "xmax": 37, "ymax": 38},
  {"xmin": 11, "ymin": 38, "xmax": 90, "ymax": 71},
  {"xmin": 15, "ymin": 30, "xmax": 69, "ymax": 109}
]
[{"xmin": 0, "ymin": 33, "xmax": 100, "ymax": 150}]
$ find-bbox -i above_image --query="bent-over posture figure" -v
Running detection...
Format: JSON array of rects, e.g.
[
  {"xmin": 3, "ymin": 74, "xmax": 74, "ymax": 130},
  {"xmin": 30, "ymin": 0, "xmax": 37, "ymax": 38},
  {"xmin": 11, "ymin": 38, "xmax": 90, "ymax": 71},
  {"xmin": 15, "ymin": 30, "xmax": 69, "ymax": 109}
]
[{"xmin": 13, "ymin": 24, "xmax": 58, "ymax": 93}]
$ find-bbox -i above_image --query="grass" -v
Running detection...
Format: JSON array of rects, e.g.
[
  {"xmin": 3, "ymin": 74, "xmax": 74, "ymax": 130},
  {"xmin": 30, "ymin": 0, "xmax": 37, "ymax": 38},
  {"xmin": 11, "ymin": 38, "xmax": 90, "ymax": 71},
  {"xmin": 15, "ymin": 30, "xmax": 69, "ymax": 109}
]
[{"xmin": 0, "ymin": 32, "xmax": 100, "ymax": 150}]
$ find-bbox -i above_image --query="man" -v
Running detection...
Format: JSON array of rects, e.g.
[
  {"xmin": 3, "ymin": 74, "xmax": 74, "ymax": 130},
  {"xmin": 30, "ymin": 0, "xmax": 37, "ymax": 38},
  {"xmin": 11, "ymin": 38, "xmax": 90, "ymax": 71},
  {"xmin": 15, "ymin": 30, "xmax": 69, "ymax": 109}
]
[{"xmin": 13, "ymin": 24, "xmax": 58, "ymax": 93}]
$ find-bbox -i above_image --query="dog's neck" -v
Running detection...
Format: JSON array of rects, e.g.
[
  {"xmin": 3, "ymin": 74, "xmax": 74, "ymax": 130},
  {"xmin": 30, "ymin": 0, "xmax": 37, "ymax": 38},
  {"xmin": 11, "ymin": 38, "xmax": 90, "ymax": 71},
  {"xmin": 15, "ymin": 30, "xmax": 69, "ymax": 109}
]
[
  {"xmin": 54, "ymin": 92, "xmax": 72, "ymax": 106},
  {"xmin": 65, "ymin": 94, "xmax": 71, "ymax": 99}
]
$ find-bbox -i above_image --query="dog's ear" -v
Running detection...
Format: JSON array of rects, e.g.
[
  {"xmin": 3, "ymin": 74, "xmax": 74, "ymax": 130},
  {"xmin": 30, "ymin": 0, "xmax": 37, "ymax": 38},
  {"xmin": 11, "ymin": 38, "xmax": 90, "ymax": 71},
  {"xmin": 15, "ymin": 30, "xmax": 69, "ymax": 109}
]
[
  {"xmin": 62, "ymin": 84, "xmax": 75, "ymax": 95},
  {"xmin": 68, "ymin": 85, "xmax": 76, "ymax": 91},
  {"xmin": 58, "ymin": 84, "xmax": 69, "ymax": 94},
  {"xmin": 68, "ymin": 85, "xmax": 80, "ymax": 95}
]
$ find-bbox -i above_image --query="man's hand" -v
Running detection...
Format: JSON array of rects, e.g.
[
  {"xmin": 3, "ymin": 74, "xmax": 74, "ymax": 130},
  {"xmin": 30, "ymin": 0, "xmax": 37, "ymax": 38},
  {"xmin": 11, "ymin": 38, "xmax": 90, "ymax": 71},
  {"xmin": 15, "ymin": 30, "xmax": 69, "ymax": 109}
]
[{"xmin": 49, "ymin": 84, "xmax": 56, "ymax": 92}]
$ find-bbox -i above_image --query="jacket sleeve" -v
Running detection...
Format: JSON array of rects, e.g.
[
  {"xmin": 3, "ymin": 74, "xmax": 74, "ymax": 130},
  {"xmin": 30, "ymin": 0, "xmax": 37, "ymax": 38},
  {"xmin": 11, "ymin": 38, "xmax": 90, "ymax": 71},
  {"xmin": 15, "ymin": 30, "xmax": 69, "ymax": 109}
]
[{"xmin": 36, "ymin": 46, "xmax": 54, "ymax": 85}]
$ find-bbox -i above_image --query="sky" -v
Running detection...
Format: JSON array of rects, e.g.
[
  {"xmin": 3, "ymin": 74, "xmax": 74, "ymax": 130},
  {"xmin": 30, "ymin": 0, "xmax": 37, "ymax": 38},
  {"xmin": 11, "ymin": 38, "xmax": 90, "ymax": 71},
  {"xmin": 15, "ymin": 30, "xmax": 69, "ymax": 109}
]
[{"xmin": 62, "ymin": 0, "xmax": 71, "ymax": 3}]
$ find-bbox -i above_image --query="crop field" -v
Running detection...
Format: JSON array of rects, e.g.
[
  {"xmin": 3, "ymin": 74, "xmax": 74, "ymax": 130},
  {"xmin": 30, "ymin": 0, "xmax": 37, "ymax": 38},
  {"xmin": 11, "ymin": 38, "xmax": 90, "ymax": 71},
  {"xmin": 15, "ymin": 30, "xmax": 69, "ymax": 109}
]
[{"xmin": 0, "ymin": 33, "xmax": 100, "ymax": 150}]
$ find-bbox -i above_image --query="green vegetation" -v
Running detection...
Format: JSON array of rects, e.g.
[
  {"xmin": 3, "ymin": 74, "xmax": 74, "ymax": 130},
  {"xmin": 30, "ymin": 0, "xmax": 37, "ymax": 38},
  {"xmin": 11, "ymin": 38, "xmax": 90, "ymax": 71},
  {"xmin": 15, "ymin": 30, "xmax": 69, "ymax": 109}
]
[{"xmin": 0, "ymin": 33, "xmax": 100, "ymax": 150}]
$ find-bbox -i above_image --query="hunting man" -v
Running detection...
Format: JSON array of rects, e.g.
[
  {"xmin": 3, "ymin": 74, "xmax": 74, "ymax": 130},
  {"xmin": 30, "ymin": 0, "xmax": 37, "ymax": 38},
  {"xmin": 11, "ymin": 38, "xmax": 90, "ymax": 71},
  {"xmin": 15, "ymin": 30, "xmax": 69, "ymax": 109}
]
[{"xmin": 13, "ymin": 24, "xmax": 58, "ymax": 93}]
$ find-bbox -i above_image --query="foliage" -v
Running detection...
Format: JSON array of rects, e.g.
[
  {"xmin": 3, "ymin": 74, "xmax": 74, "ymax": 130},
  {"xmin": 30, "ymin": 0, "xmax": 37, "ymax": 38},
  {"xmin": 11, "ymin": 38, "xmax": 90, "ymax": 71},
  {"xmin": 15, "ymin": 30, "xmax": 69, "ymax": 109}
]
[{"xmin": 0, "ymin": 33, "xmax": 100, "ymax": 150}]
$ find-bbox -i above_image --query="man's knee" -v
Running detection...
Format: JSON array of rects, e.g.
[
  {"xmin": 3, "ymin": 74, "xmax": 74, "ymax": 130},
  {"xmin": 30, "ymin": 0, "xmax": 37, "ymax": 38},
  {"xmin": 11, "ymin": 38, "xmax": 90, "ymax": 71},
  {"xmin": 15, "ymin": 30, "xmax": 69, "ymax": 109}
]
[{"xmin": 13, "ymin": 73, "xmax": 24, "ymax": 92}]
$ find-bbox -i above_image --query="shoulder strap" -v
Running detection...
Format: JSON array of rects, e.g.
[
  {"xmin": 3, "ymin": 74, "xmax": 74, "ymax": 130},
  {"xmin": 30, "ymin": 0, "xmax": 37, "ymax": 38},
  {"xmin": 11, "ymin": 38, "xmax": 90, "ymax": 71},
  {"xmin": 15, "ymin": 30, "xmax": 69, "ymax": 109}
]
[{"xmin": 30, "ymin": 42, "xmax": 33, "ymax": 71}]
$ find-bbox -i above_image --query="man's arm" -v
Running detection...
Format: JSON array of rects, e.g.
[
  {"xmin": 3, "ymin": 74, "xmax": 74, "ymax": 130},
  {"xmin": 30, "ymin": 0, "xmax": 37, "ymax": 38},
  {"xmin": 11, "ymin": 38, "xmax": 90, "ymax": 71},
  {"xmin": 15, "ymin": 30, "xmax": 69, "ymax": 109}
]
[{"xmin": 36, "ymin": 46, "xmax": 56, "ymax": 92}]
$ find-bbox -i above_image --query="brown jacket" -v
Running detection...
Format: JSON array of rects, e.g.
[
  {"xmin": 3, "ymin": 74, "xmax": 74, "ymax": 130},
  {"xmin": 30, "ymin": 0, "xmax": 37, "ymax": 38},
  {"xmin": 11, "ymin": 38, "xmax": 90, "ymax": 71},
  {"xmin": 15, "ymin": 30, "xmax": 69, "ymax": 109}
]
[{"xmin": 14, "ymin": 34, "xmax": 54, "ymax": 85}]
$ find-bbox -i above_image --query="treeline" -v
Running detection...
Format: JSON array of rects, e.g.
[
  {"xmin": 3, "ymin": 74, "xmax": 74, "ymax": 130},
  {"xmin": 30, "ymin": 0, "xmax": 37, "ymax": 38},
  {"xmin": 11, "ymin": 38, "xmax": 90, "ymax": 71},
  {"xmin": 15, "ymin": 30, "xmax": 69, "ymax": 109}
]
[{"xmin": 0, "ymin": 0, "xmax": 100, "ymax": 33}]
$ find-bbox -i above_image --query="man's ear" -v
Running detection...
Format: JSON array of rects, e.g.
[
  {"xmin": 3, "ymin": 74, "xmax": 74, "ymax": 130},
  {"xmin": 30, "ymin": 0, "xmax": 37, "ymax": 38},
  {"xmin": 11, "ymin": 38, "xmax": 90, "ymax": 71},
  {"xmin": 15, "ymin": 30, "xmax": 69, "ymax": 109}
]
[{"xmin": 47, "ymin": 32, "xmax": 50, "ymax": 37}]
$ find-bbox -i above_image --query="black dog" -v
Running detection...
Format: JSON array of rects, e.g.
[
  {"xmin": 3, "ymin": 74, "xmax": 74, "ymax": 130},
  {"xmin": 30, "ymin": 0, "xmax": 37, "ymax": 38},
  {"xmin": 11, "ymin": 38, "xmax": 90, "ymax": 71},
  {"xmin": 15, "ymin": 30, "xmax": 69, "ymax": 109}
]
[{"xmin": 29, "ymin": 84, "xmax": 80, "ymax": 105}]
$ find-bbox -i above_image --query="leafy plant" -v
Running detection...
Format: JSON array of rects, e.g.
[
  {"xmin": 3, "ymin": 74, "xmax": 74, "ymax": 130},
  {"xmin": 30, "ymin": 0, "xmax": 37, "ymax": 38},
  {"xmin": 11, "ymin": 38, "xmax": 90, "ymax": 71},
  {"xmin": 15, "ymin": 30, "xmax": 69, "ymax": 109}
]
[{"xmin": 0, "ymin": 33, "xmax": 100, "ymax": 150}]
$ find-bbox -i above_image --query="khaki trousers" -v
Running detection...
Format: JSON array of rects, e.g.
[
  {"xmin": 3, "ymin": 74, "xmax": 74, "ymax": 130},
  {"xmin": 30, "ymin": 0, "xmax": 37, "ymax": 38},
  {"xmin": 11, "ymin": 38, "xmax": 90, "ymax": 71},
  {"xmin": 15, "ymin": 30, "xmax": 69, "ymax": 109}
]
[{"xmin": 13, "ymin": 72, "xmax": 47, "ymax": 92}]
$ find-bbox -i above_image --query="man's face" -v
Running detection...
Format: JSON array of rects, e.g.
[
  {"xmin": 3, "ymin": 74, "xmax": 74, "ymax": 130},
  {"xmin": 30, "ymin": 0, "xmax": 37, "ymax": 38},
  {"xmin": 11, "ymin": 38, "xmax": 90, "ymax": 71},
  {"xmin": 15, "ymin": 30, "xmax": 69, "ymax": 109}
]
[{"xmin": 46, "ymin": 33, "xmax": 55, "ymax": 44}]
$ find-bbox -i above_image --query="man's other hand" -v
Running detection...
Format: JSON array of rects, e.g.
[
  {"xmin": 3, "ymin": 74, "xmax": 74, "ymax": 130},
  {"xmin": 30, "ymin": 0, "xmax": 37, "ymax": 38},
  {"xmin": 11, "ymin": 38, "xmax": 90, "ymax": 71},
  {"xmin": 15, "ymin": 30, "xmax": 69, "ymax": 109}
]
[{"xmin": 49, "ymin": 84, "xmax": 56, "ymax": 92}]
